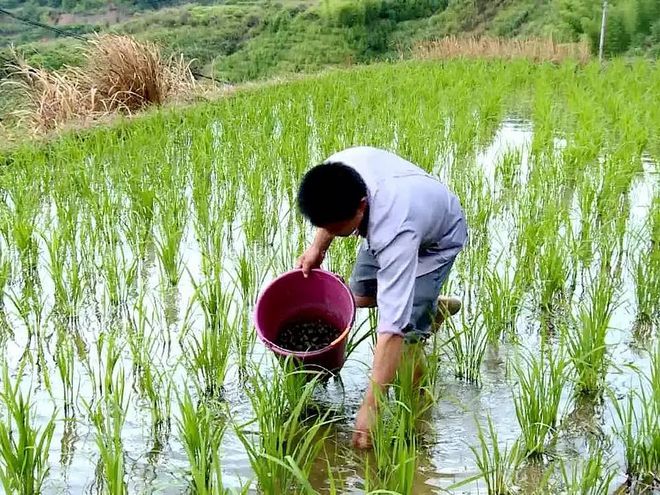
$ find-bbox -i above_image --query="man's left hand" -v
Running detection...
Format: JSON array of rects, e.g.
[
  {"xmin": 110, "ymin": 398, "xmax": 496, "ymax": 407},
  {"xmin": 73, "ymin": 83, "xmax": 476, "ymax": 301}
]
[{"xmin": 352, "ymin": 402, "xmax": 375, "ymax": 449}]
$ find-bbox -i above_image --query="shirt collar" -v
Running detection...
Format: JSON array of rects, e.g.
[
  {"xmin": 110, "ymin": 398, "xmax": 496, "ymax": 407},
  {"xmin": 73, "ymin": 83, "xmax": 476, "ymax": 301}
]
[{"xmin": 358, "ymin": 203, "xmax": 369, "ymax": 238}]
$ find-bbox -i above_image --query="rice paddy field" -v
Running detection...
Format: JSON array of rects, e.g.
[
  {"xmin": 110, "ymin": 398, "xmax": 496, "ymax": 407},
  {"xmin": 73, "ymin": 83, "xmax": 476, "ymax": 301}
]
[{"xmin": 0, "ymin": 59, "xmax": 658, "ymax": 494}]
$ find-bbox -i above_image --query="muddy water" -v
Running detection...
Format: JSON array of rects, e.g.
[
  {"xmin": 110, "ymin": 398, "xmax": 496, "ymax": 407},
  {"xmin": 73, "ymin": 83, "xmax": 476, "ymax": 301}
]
[{"xmin": 2, "ymin": 119, "xmax": 657, "ymax": 494}]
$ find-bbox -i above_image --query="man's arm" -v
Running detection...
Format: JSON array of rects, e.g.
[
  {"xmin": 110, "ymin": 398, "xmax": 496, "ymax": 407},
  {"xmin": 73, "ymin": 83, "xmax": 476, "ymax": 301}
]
[
  {"xmin": 353, "ymin": 229, "xmax": 419, "ymax": 448},
  {"xmin": 312, "ymin": 228, "xmax": 335, "ymax": 252},
  {"xmin": 353, "ymin": 333, "xmax": 404, "ymax": 446},
  {"xmin": 297, "ymin": 228, "xmax": 335, "ymax": 277}
]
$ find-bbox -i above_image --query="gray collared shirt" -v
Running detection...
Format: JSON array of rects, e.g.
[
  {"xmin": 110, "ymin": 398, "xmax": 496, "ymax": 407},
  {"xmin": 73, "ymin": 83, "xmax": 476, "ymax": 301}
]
[{"xmin": 324, "ymin": 146, "xmax": 468, "ymax": 335}]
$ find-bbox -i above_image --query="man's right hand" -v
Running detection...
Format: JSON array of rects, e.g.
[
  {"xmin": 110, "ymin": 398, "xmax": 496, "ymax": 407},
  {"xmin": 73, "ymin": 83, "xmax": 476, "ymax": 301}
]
[{"xmin": 296, "ymin": 245, "xmax": 325, "ymax": 277}]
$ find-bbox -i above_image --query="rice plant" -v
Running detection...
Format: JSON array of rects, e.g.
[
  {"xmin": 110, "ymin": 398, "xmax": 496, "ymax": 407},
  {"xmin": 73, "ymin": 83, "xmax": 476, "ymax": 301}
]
[
  {"xmin": 177, "ymin": 388, "xmax": 229, "ymax": 494},
  {"xmin": 86, "ymin": 365, "xmax": 130, "ymax": 495},
  {"xmin": 154, "ymin": 192, "xmax": 187, "ymax": 287},
  {"xmin": 610, "ymin": 341, "xmax": 660, "ymax": 488},
  {"xmin": 182, "ymin": 277, "xmax": 233, "ymax": 399},
  {"xmin": 445, "ymin": 312, "xmax": 489, "ymax": 383},
  {"xmin": 536, "ymin": 236, "xmax": 570, "ymax": 314},
  {"xmin": 480, "ymin": 264, "xmax": 523, "ymax": 342},
  {"xmin": 558, "ymin": 448, "xmax": 616, "ymax": 495},
  {"xmin": 234, "ymin": 361, "xmax": 333, "ymax": 495},
  {"xmin": 494, "ymin": 147, "xmax": 522, "ymax": 202},
  {"xmin": 448, "ymin": 415, "xmax": 521, "ymax": 495},
  {"xmin": 0, "ymin": 366, "xmax": 55, "ymax": 495},
  {"xmin": 566, "ymin": 271, "xmax": 616, "ymax": 397},
  {"xmin": 631, "ymin": 196, "xmax": 660, "ymax": 328},
  {"xmin": 82, "ymin": 331, "xmax": 130, "ymax": 493},
  {"xmin": 365, "ymin": 399, "xmax": 417, "ymax": 495},
  {"xmin": 127, "ymin": 317, "xmax": 170, "ymax": 427},
  {"xmin": 365, "ymin": 351, "xmax": 430, "ymax": 495},
  {"xmin": 632, "ymin": 248, "xmax": 660, "ymax": 328},
  {"xmin": 512, "ymin": 346, "xmax": 568, "ymax": 457},
  {"xmin": 54, "ymin": 324, "xmax": 76, "ymax": 416},
  {"xmin": 0, "ymin": 57, "xmax": 658, "ymax": 492}
]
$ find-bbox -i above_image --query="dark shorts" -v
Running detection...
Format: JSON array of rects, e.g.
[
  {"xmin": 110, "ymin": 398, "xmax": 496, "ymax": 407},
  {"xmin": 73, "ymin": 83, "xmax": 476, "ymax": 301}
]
[{"xmin": 349, "ymin": 245, "xmax": 455, "ymax": 344}]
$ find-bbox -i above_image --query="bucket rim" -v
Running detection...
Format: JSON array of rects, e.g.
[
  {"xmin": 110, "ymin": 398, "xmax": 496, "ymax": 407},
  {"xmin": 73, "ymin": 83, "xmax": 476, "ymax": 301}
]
[{"xmin": 254, "ymin": 268, "xmax": 356, "ymax": 358}]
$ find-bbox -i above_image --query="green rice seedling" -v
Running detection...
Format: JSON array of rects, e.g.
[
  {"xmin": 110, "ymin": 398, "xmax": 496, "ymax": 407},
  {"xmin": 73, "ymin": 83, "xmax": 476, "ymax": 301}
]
[
  {"xmin": 124, "ymin": 180, "xmax": 156, "ymax": 258},
  {"xmin": 366, "ymin": 349, "xmax": 432, "ymax": 495},
  {"xmin": 230, "ymin": 249, "xmax": 268, "ymax": 305},
  {"xmin": 0, "ymin": 366, "xmax": 55, "ymax": 495},
  {"xmin": 631, "ymin": 197, "xmax": 660, "ymax": 328},
  {"xmin": 631, "ymin": 246, "xmax": 660, "ymax": 329},
  {"xmin": 513, "ymin": 208, "xmax": 543, "ymax": 291},
  {"xmin": 512, "ymin": 345, "xmax": 568, "ymax": 457},
  {"xmin": 495, "ymin": 148, "xmax": 522, "ymax": 203},
  {"xmin": 54, "ymin": 324, "xmax": 76, "ymax": 416},
  {"xmin": 234, "ymin": 361, "xmax": 333, "ymax": 495},
  {"xmin": 154, "ymin": 195, "xmax": 186, "ymax": 287},
  {"xmin": 184, "ymin": 326, "xmax": 232, "ymax": 398},
  {"xmin": 233, "ymin": 315, "xmax": 255, "ymax": 375},
  {"xmin": 183, "ymin": 281, "xmax": 233, "ymax": 398},
  {"xmin": 566, "ymin": 271, "xmax": 616, "ymax": 397},
  {"xmin": 86, "ymin": 363, "xmax": 130, "ymax": 495},
  {"xmin": 0, "ymin": 248, "xmax": 13, "ymax": 340},
  {"xmin": 652, "ymin": 191, "xmax": 659, "ymax": 248},
  {"xmin": 126, "ymin": 304, "xmax": 171, "ymax": 426},
  {"xmin": 98, "ymin": 235, "xmax": 137, "ymax": 308},
  {"xmin": 575, "ymin": 177, "xmax": 597, "ymax": 267},
  {"xmin": 445, "ymin": 312, "xmax": 489, "ymax": 383},
  {"xmin": 558, "ymin": 448, "xmax": 616, "ymax": 495},
  {"xmin": 610, "ymin": 341, "xmax": 660, "ymax": 488},
  {"xmin": 537, "ymin": 236, "xmax": 570, "ymax": 315},
  {"xmin": 448, "ymin": 415, "xmax": 521, "ymax": 495},
  {"xmin": 177, "ymin": 387, "xmax": 229, "ymax": 494},
  {"xmin": 59, "ymin": 415, "xmax": 78, "ymax": 470},
  {"xmin": 9, "ymin": 190, "xmax": 40, "ymax": 276},
  {"xmin": 42, "ymin": 227, "xmax": 86, "ymax": 319},
  {"xmin": 394, "ymin": 344, "xmax": 434, "ymax": 426},
  {"xmin": 365, "ymin": 398, "xmax": 417, "ymax": 495},
  {"xmin": 480, "ymin": 264, "xmax": 523, "ymax": 343},
  {"xmin": 0, "ymin": 248, "xmax": 9, "ymax": 302}
]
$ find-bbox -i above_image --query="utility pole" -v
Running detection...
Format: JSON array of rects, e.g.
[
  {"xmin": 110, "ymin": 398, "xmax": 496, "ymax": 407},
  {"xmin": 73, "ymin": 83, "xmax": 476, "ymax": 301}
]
[{"xmin": 598, "ymin": 0, "xmax": 608, "ymax": 62}]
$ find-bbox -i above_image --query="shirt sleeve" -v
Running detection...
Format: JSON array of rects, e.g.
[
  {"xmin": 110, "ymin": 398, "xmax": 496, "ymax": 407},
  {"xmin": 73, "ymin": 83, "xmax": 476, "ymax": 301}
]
[{"xmin": 374, "ymin": 228, "xmax": 420, "ymax": 336}]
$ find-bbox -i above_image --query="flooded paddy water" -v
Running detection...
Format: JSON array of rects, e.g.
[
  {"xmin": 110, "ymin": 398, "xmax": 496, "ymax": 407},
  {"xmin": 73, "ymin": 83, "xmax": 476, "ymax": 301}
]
[{"xmin": 0, "ymin": 60, "xmax": 658, "ymax": 494}]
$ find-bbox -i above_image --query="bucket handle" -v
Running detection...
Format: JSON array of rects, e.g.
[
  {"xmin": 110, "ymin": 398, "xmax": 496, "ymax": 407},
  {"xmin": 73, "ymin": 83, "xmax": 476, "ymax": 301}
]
[{"xmin": 329, "ymin": 325, "xmax": 352, "ymax": 348}]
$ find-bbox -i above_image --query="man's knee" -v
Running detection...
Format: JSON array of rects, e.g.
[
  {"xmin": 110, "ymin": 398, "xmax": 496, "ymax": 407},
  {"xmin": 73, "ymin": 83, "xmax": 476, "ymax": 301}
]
[{"xmin": 354, "ymin": 294, "xmax": 376, "ymax": 308}]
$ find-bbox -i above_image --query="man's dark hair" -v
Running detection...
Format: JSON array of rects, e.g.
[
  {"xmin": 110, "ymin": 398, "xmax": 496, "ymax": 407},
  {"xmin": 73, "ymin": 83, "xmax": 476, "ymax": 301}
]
[{"xmin": 297, "ymin": 162, "xmax": 367, "ymax": 227}]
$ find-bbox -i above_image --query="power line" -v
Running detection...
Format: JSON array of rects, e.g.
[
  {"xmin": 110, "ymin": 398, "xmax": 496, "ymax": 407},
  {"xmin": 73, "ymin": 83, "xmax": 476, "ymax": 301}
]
[
  {"xmin": 0, "ymin": 7, "xmax": 88, "ymax": 42},
  {"xmin": 0, "ymin": 7, "xmax": 224, "ymax": 83}
]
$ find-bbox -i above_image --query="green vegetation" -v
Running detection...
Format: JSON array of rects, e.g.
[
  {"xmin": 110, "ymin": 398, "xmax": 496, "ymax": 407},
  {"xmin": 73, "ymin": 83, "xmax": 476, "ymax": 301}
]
[
  {"xmin": 0, "ymin": 366, "xmax": 55, "ymax": 494},
  {"xmin": 512, "ymin": 346, "xmax": 568, "ymax": 457},
  {"xmin": 0, "ymin": 58, "xmax": 657, "ymax": 492},
  {"xmin": 1, "ymin": 0, "xmax": 658, "ymax": 84},
  {"xmin": 465, "ymin": 415, "xmax": 521, "ymax": 495}
]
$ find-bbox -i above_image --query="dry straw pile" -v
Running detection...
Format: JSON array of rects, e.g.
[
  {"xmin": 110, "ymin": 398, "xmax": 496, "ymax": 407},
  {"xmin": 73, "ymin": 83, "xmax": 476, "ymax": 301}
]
[
  {"xmin": 412, "ymin": 36, "xmax": 591, "ymax": 64},
  {"xmin": 4, "ymin": 34, "xmax": 195, "ymax": 133}
]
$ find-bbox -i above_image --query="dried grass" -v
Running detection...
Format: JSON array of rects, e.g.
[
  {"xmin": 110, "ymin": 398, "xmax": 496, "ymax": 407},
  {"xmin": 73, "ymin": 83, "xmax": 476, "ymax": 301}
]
[
  {"xmin": 83, "ymin": 34, "xmax": 194, "ymax": 112},
  {"xmin": 3, "ymin": 34, "xmax": 195, "ymax": 133},
  {"xmin": 411, "ymin": 36, "xmax": 591, "ymax": 64}
]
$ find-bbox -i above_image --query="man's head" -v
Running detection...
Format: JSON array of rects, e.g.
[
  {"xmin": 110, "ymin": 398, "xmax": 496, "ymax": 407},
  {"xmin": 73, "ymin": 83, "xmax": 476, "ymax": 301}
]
[{"xmin": 297, "ymin": 162, "xmax": 368, "ymax": 237}]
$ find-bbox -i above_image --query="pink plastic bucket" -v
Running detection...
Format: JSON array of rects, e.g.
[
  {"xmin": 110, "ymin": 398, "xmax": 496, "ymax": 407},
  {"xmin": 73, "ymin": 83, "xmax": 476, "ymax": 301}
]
[{"xmin": 254, "ymin": 268, "xmax": 355, "ymax": 373}]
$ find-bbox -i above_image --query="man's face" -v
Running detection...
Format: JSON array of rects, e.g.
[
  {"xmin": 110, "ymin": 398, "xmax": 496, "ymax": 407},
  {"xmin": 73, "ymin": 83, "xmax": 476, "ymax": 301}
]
[{"xmin": 323, "ymin": 198, "xmax": 367, "ymax": 237}]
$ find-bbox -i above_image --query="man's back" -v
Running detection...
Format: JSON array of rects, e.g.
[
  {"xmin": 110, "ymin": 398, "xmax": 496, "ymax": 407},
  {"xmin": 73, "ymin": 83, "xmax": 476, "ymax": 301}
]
[{"xmin": 324, "ymin": 146, "xmax": 468, "ymax": 275}]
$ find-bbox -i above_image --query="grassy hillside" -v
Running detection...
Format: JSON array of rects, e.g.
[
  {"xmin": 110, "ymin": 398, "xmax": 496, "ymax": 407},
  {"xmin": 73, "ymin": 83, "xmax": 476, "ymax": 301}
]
[
  {"xmin": 1, "ymin": 0, "xmax": 657, "ymax": 131},
  {"xmin": 2, "ymin": 0, "xmax": 658, "ymax": 83}
]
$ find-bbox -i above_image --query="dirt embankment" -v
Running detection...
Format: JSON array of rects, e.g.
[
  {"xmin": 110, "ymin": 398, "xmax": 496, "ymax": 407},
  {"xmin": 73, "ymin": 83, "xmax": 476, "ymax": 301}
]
[{"xmin": 48, "ymin": 5, "xmax": 129, "ymax": 27}]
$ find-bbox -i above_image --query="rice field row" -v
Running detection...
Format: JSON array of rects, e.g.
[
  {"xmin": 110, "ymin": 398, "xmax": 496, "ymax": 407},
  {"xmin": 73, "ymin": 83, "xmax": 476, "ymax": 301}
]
[{"xmin": 0, "ymin": 59, "xmax": 658, "ymax": 494}]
